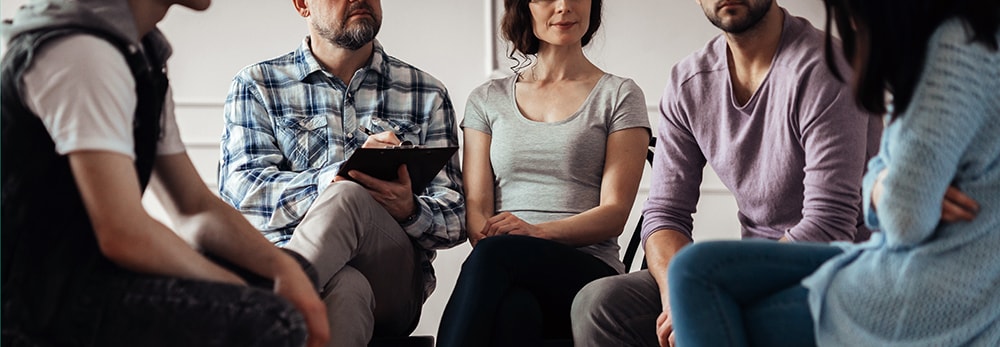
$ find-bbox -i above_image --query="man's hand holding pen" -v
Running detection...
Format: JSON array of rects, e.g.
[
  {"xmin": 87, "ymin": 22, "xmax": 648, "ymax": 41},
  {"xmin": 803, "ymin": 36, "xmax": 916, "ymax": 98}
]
[
  {"xmin": 359, "ymin": 126, "xmax": 408, "ymax": 148},
  {"xmin": 333, "ymin": 126, "xmax": 419, "ymax": 222}
]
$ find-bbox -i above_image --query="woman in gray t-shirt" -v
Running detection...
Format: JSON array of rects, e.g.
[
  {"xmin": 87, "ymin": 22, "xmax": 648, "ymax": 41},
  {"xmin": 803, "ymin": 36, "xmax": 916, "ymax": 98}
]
[{"xmin": 437, "ymin": 0, "xmax": 650, "ymax": 345}]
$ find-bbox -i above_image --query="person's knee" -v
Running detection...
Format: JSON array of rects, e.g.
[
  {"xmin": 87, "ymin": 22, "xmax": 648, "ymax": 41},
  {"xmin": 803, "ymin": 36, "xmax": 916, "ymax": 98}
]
[
  {"xmin": 573, "ymin": 272, "xmax": 662, "ymax": 346},
  {"xmin": 319, "ymin": 181, "xmax": 371, "ymax": 207},
  {"xmin": 473, "ymin": 235, "xmax": 519, "ymax": 252},
  {"xmin": 460, "ymin": 236, "xmax": 517, "ymax": 272},
  {"xmin": 572, "ymin": 276, "xmax": 623, "ymax": 327},
  {"xmin": 295, "ymin": 180, "xmax": 381, "ymax": 242},
  {"xmin": 668, "ymin": 242, "xmax": 717, "ymax": 287}
]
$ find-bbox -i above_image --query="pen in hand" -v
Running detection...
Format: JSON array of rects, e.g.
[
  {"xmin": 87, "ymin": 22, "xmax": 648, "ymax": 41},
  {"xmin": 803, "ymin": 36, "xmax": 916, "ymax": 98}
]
[{"xmin": 358, "ymin": 126, "xmax": 413, "ymax": 147}]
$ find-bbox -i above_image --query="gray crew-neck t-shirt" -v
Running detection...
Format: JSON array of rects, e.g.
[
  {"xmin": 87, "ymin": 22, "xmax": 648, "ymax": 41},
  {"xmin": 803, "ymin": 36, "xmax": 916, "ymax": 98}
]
[{"xmin": 461, "ymin": 73, "xmax": 650, "ymax": 273}]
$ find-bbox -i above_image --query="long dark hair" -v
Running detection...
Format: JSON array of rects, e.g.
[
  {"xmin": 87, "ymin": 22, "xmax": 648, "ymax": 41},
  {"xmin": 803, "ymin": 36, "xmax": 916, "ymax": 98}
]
[
  {"xmin": 823, "ymin": 0, "xmax": 999, "ymax": 117},
  {"xmin": 500, "ymin": 0, "xmax": 603, "ymax": 72}
]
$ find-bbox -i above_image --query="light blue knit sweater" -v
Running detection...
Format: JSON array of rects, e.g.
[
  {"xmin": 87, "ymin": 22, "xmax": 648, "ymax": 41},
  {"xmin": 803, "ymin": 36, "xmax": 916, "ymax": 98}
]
[{"xmin": 803, "ymin": 18, "xmax": 1000, "ymax": 346}]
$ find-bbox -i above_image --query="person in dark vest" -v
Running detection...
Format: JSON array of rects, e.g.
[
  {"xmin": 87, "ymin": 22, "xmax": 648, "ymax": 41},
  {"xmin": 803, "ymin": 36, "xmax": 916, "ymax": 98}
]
[{"xmin": 1, "ymin": 0, "xmax": 328, "ymax": 346}]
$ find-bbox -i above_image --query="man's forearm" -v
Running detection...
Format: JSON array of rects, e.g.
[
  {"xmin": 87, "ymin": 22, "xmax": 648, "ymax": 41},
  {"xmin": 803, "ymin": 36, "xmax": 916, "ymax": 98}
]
[
  {"xmin": 177, "ymin": 196, "xmax": 303, "ymax": 280},
  {"xmin": 644, "ymin": 229, "xmax": 692, "ymax": 310},
  {"xmin": 101, "ymin": 215, "xmax": 246, "ymax": 285}
]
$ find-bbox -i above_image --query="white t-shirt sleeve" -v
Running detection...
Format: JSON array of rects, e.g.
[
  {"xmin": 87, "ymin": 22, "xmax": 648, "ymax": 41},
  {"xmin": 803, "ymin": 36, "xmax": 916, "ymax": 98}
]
[
  {"xmin": 22, "ymin": 34, "xmax": 185, "ymax": 159},
  {"xmin": 158, "ymin": 87, "xmax": 186, "ymax": 155}
]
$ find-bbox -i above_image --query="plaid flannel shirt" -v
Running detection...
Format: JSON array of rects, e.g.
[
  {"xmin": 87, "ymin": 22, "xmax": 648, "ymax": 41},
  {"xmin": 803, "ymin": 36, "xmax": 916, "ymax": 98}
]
[{"xmin": 219, "ymin": 38, "xmax": 466, "ymax": 296}]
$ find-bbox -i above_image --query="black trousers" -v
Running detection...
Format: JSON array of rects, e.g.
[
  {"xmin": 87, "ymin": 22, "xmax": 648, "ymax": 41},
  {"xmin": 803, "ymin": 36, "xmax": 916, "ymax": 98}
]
[
  {"xmin": 437, "ymin": 235, "xmax": 618, "ymax": 347},
  {"xmin": 2, "ymin": 250, "xmax": 315, "ymax": 347}
]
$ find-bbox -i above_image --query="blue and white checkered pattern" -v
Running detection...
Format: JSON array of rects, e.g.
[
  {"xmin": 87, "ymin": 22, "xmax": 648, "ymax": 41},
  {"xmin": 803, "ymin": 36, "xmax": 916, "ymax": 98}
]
[{"xmin": 218, "ymin": 38, "xmax": 466, "ymax": 295}]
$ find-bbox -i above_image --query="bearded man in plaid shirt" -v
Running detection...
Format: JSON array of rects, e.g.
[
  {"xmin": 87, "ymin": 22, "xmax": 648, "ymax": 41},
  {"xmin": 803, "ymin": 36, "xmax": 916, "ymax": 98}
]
[{"xmin": 218, "ymin": 1, "xmax": 465, "ymax": 345}]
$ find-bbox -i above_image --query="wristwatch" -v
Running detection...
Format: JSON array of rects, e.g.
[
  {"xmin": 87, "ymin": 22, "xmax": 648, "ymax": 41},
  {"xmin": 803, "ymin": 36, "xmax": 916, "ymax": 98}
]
[{"xmin": 401, "ymin": 196, "xmax": 420, "ymax": 225}]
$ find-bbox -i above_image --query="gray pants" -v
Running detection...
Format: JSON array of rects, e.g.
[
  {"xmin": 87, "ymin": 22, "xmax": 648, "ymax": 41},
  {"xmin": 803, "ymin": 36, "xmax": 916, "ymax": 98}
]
[
  {"xmin": 571, "ymin": 270, "xmax": 662, "ymax": 347},
  {"xmin": 284, "ymin": 182, "xmax": 424, "ymax": 347}
]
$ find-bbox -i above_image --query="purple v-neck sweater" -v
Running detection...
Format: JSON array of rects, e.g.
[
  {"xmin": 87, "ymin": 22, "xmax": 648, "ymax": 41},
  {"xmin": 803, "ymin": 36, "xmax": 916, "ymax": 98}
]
[{"xmin": 642, "ymin": 10, "xmax": 881, "ymax": 245}]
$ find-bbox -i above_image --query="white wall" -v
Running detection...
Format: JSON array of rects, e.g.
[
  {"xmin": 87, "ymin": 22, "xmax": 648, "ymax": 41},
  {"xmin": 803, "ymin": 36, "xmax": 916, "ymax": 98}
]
[{"xmin": 0, "ymin": 0, "xmax": 827, "ymax": 338}]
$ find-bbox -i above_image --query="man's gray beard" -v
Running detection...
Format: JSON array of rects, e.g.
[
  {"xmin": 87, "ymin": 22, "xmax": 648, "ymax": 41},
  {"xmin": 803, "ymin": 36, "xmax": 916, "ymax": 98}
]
[{"xmin": 320, "ymin": 19, "xmax": 380, "ymax": 50}]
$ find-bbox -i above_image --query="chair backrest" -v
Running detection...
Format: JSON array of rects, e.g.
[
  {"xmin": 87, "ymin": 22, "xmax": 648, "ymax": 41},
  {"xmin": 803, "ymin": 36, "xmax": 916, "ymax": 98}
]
[
  {"xmin": 621, "ymin": 136, "xmax": 656, "ymax": 272},
  {"xmin": 369, "ymin": 335, "xmax": 434, "ymax": 347}
]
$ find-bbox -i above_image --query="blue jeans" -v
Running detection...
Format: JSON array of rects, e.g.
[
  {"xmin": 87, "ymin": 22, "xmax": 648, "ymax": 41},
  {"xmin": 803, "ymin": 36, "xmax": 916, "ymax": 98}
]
[{"xmin": 668, "ymin": 240, "xmax": 842, "ymax": 347}]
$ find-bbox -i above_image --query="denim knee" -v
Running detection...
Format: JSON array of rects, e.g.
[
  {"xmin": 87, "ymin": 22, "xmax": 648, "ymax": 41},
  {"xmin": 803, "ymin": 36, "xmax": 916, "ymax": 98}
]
[{"xmin": 668, "ymin": 242, "xmax": 720, "ymax": 286}]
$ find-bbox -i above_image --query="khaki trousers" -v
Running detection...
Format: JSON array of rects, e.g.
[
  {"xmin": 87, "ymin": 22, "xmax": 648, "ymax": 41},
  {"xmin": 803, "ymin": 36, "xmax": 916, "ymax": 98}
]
[{"xmin": 284, "ymin": 182, "xmax": 424, "ymax": 347}]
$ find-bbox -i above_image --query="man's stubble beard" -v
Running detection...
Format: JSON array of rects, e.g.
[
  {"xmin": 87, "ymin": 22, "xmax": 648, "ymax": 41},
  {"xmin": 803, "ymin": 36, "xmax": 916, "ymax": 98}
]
[{"xmin": 706, "ymin": 0, "xmax": 772, "ymax": 34}]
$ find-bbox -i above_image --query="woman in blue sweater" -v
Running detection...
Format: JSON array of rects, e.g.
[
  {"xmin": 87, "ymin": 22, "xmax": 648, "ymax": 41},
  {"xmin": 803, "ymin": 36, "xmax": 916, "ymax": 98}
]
[{"xmin": 666, "ymin": 0, "xmax": 1000, "ymax": 346}]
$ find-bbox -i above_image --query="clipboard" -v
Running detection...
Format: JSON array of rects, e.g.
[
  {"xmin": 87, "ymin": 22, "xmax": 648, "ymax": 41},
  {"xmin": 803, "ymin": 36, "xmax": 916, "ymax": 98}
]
[{"xmin": 337, "ymin": 146, "xmax": 459, "ymax": 194}]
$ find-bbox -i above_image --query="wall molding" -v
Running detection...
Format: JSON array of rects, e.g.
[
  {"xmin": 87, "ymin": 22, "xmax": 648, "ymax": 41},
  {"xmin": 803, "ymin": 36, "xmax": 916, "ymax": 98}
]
[
  {"xmin": 185, "ymin": 141, "xmax": 219, "ymax": 149},
  {"xmin": 486, "ymin": 0, "xmax": 499, "ymax": 77},
  {"xmin": 176, "ymin": 100, "xmax": 225, "ymax": 108}
]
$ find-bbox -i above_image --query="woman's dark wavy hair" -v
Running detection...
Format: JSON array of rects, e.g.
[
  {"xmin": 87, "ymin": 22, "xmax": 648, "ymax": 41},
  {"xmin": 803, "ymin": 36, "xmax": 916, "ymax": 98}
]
[
  {"xmin": 823, "ymin": 0, "xmax": 999, "ymax": 118},
  {"xmin": 501, "ymin": 0, "xmax": 603, "ymax": 72}
]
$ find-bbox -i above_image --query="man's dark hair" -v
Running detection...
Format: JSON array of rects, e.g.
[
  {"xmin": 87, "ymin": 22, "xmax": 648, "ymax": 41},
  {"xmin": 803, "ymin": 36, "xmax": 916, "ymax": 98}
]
[{"xmin": 823, "ymin": 0, "xmax": 999, "ymax": 117}]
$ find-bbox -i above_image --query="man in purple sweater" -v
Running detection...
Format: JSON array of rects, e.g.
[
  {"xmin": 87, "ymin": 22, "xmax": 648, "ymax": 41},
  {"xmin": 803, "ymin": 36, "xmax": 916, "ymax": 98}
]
[{"xmin": 571, "ymin": 1, "xmax": 881, "ymax": 346}]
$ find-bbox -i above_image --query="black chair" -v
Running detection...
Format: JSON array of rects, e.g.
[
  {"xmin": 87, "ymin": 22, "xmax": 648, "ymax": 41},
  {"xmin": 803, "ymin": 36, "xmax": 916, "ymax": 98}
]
[
  {"xmin": 621, "ymin": 136, "xmax": 656, "ymax": 272},
  {"xmin": 369, "ymin": 335, "xmax": 435, "ymax": 347}
]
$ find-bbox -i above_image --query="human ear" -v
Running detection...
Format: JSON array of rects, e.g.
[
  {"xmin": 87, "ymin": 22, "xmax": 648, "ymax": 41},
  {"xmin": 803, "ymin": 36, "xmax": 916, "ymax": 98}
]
[{"xmin": 292, "ymin": 0, "xmax": 309, "ymax": 17}]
